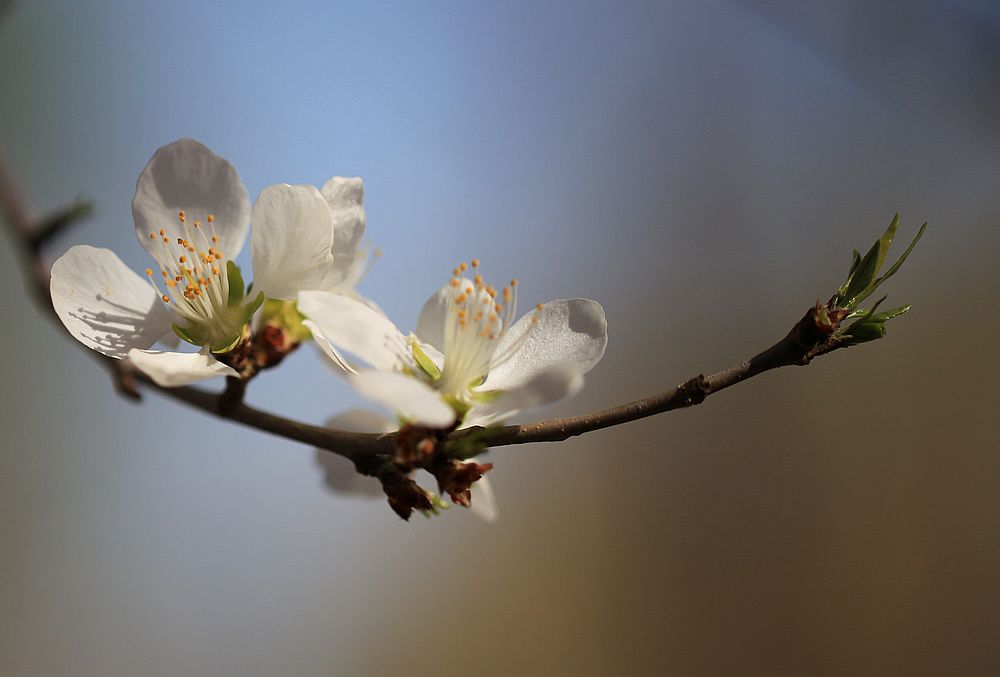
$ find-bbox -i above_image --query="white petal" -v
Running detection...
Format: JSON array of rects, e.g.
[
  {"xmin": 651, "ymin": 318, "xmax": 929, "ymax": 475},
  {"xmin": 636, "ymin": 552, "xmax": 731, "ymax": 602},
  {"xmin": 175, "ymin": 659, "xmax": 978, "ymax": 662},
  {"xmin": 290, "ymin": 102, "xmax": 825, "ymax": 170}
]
[
  {"xmin": 320, "ymin": 176, "xmax": 366, "ymax": 290},
  {"xmin": 127, "ymin": 348, "xmax": 238, "ymax": 387},
  {"xmin": 251, "ymin": 184, "xmax": 336, "ymax": 300},
  {"xmin": 298, "ymin": 291, "xmax": 405, "ymax": 371},
  {"xmin": 469, "ymin": 475, "xmax": 499, "ymax": 522},
  {"xmin": 483, "ymin": 298, "xmax": 607, "ymax": 391},
  {"xmin": 350, "ymin": 370, "xmax": 455, "ymax": 427},
  {"xmin": 132, "ymin": 138, "xmax": 249, "ymax": 260},
  {"xmin": 315, "ymin": 409, "xmax": 394, "ymax": 498},
  {"xmin": 473, "ymin": 363, "xmax": 584, "ymax": 423},
  {"xmin": 415, "ymin": 283, "xmax": 452, "ymax": 352},
  {"xmin": 302, "ymin": 319, "xmax": 358, "ymax": 376},
  {"xmin": 50, "ymin": 245, "xmax": 173, "ymax": 359}
]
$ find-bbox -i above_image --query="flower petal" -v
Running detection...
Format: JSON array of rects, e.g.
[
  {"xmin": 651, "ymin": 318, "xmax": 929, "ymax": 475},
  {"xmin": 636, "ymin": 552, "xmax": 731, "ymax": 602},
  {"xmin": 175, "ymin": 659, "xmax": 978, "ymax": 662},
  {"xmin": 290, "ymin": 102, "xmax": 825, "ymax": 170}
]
[
  {"xmin": 350, "ymin": 370, "xmax": 455, "ymax": 427},
  {"xmin": 415, "ymin": 283, "xmax": 452, "ymax": 352},
  {"xmin": 132, "ymin": 138, "xmax": 249, "ymax": 260},
  {"xmin": 127, "ymin": 348, "xmax": 238, "ymax": 387},
  {"xmin": 298, "ymin": 291, "xmax": 406, "ymax": 371},
  {"xmin": 320, "ymin": 176, "xmax": 366, "ymax": 290},
  {"xmin": 251, "ymin": 184, "xmax": 337, "ymax": 300},
  {"xmin": 472, "ymin": 363, "xmax": 584, "ymax": 424},
  {"xmin": 302, "ymin": 319, "xmax": 358, "ymax": 376},
  {"xmin": 50, "ymin": 245, "xmax": 173, "ymax": 359},
  {"xmin": 315, "ymin": 409, "xmax": 393, "ymax": 498},
  {"xmin": 469, "ymin": 475, "xmax": 499, "ymax": 522},
  {"xmin": 483, "ymin": 298, "xmax": 607, "ymax": 391}
]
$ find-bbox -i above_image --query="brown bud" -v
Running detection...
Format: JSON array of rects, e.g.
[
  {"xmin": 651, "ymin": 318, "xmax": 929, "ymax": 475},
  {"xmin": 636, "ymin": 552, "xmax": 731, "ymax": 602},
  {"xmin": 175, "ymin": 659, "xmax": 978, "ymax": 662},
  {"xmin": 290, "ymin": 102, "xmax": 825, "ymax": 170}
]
[
  {"xmin": 431, "ymin": 459, "xmax": 494, "ymax": 508},
  {"xmin": 253, "ymin": 323, "xmax": 300, "ymax": 370},
  {"xmin": 381, "ymin": 473, "xmax": 434, "ymax": 521},
  {"xmin": 393, "ymin": 424, "xmax": 444, "ymax": 468}
]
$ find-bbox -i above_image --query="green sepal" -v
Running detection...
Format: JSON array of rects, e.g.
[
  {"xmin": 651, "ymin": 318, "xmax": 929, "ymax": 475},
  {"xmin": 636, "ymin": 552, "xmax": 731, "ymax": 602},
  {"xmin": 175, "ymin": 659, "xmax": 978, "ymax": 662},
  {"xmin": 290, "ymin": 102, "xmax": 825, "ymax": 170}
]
[
  {"xmin": 470, "ymin": 389, "xmax": 502, "ymax": 404},
  {"xmin": 419, "ymin": 492, "xmax": 451, "ymax": 518},
  {"xmin": 210, "ymin": 332, "xmax": 243, "ymax": 354},
  {"xmin": 260, "ymin": 299, "xmax": 312, "ymax": 341},
  {"xmin": 239, "ymin": 291, "xmax": 266, "ymax": 325},
  {"xmin": 226, "ymin": 261, "xmax": 245, "ymax": 307},
  {"xmin": 172, "ymin": 322, "xmax": 207, "ymax": 347},
  {"xmin": 443, "ymin": 394, "xmax": 471, "ymax": 421},
  {"xmin": 410, "ymin": 338, "xmax": 442, "ymax": 381}
]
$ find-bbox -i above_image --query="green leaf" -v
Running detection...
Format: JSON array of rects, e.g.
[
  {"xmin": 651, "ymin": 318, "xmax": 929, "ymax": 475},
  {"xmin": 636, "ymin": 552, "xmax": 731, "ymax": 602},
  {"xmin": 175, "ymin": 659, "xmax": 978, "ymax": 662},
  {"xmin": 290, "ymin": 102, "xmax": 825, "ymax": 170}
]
[
  {"xmin": 837, "ymin": 249, "xmax": 863, "ymax": 301},
  {"xmin": 870, "ymin": 304, "xmax": 910, "ymax": 323},
  {"xmin": 226, "ymin": 261, "xmax": 245, "ymax": 307},
  {"xmin": 410, "ymin": 338, "xmax": 441, "ymax": 381},
  {"xmin": 844, "ymin": 218, "xmax": 925, "ymax": 309},
  {"xmin": 843, "ymin": 238, "xmax": 882, "ymax": 306},
  {"xmin": 172, "ymin": 322, "xmax": 206, "ymax": 346},
  {"xmin": 873, "ymin": 212, "xmax": 900, "ymax": 275},
  {"xmin": 841, "ymin": 320, "xmax": 888, "ymax": 345},
  {"xmin": 867, "ymin": 222, "xmax": 926, "ymax": 293}
]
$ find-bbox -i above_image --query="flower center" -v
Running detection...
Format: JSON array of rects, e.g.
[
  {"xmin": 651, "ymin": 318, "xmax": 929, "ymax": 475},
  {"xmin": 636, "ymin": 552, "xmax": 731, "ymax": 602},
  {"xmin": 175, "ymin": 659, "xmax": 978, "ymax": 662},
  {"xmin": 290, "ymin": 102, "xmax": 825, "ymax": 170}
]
[
  {"xmin": 435, "ymin": 259, "xmax": 541, "ymax": 397},
  {"xmin": 143, "ymin": 211, "xmax": 239, "ymax": 342}
]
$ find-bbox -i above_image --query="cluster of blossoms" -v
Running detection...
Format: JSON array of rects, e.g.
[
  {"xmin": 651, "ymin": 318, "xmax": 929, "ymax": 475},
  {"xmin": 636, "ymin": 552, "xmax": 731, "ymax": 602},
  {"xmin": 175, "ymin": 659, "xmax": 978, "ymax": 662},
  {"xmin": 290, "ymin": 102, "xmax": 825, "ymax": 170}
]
[{"xmin": 51, "ymin": 139, "xmax": 607, "ymax": 520}]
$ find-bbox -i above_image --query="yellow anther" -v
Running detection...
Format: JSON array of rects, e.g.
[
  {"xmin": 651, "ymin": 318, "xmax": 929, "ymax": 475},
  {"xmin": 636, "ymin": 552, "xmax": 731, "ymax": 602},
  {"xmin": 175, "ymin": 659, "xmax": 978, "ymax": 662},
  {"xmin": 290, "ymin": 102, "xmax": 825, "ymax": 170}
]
[
  {"xmin": 177, "ymin": 237, "xmax": 185, "ymax": 244},
  {"xmin": 471, "ymin": 258, "xmax": 480, "ymax": 268},
  {"xmin": 212, "ymin": 266, "xmax": 220, "ymax": 276},
  {"xmin": 158, "ymin": 228, "xmax": 165, "ymax": 236},
  {"xmin": 531, "ymin": 316, "xmax": 540, "ymax": 325},
  {"xmin": 162, "ymin": 237, "xmax": 169, "ymax": 243},
  {"xmin": 456, "ymin": 294, "xmax": 467, "ymax": 305},
  {"xmin": 161, "ymin": 270, "xmax": 168, "ymax": 277},
  {"xmin": 474, "ymin": 274, "xmax": 483, "ymax": 285},
  {"xmin": 179, "ymin": 255, "xmax": 187, "ymax": 263},
  {"xmin": 193, "ymin": 220, "xmax": 200, "ymax": 228},
  {"xmin": 174, "ymin": 275, "xmax": 182, "ymax": 282},
  {"xmin": 511, "ymin": 278, "xmax": 518, "ymax": 287},
  {"xmin": 503, "ymin": 288, "xmax": 512, "ymax": 300},
  {"xmin": 495, "ymin": 303, "xmax": 502, "ymax": 312},
  {"xmin": 459, "ymin": 262, "xmax": 468, "ymax": 272},
  {"xmin": 207, "ymin": 214, "xmax": 214, "ymax": 223},
  {"xmin": 145, "ymin": 268, "xmax": 153, "ymax": 276},
  {"xmin": 178, "ymin": 210, "xmax": 185, "ymax": 222},
  {"xmin": 166, "ymin": 279, "xmax": 176, "ymax": 288},
  {"xmin": 466, "ymin": 287, "xmax": 474, "ymax": 295},
  {"xmin": 452, "ymin": 268, "xmax": 459, "ymax": 276},
  {"xmin": 161, "ymin": 294, "xmax": 170, "ymax": 303},
  {"xmin": 211, "ymin": 235, "xmax": 219, "ymax": 243},
  {"xmin": 149, "ymin": 232, "xmax": 156, "ymax": 240},
  {"xmin": 450, "ymin": 278, "xmax": 460, "ymax": 287},
  {"xmin": 535, "ymin": 303, "xmax": 543, "ymax": 312}
]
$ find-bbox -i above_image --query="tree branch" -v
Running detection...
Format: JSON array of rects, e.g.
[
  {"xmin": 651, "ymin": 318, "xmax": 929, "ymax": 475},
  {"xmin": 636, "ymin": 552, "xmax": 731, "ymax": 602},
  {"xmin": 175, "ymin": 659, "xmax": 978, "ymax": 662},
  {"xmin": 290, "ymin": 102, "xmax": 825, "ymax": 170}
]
[{"xmin": 0, "ymin": 147, "xmax": 898, "ymax": 470}]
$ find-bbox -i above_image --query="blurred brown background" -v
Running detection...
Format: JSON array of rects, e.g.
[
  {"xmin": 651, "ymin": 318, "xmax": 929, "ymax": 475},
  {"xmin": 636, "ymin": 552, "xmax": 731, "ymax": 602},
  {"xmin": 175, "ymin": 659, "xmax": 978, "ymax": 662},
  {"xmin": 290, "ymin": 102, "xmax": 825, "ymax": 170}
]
[{"xmin": 2, "ymin": 1, "xmax": 998, "ymax": 675}]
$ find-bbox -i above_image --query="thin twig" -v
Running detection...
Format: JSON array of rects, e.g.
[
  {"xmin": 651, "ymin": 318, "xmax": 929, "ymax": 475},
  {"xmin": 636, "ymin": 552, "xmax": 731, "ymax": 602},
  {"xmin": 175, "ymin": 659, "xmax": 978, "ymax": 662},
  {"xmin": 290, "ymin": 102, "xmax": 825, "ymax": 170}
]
[{"xmin": 0, "ymin": 147, "xmax": 851, "ymax": 469}]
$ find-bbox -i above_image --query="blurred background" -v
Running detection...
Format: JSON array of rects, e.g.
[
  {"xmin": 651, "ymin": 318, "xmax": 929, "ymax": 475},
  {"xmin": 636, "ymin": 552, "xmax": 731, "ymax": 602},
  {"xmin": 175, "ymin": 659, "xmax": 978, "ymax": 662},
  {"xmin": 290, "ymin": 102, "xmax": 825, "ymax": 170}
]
[{"xmin": 2, "ymin": 1, "xmax": 998, "ymax": 675}]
